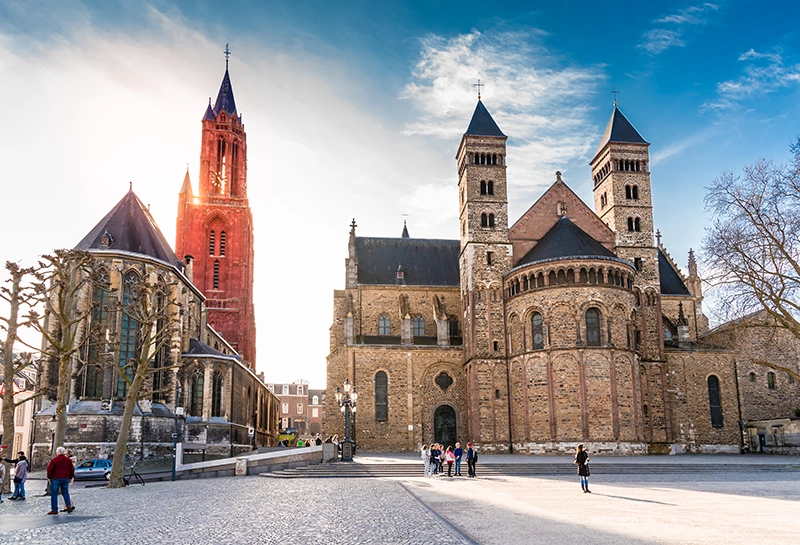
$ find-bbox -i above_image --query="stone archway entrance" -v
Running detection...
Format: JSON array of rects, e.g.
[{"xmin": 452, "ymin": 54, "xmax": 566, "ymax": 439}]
[{"xmin": 434, "ymin": 405, "xmax": 457, "ymax": 446}]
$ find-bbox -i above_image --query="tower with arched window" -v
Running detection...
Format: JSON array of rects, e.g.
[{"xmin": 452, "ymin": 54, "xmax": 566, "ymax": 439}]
[
  {"xmin": 175, "ymin": 53, "xmax": 257, "ymax": 369},
  {"xmin": 456, "ymin": 99, "xmax": 512, "ymax": 444},
  {"xmin": 590, "ymin": 105, "xmax": 662, "ymax": 361}
]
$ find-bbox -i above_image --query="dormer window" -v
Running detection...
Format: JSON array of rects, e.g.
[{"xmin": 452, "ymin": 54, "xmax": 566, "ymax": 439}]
[
  {"xmin": 100, "ymin": 230, "xmax": 114, "ymax": 248},
  {"xmin": 396, "ymin": 264, "xmax": 404, "ymax": 280}
]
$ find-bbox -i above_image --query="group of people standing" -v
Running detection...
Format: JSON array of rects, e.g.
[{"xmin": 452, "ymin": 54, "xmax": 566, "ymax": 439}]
[
  {"xmin": 0, "ymin": 448, "xmax": 28, "ymax": 502},
  {"xmin": 421, "ymin": 442, "xmax": 477, "ymax": 478},
  {"xmin": 0, "ymin": 445, "xmax": 75, "ymax": 514}
]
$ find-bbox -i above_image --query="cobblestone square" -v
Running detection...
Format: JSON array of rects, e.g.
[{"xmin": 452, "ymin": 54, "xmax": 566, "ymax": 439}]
[{"xmin": 1, "ymin": 465, "xmax": 798, "ymax": 544}]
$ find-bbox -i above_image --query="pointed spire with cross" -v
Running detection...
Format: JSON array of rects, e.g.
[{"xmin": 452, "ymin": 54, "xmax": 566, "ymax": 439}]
[
  {"xmin": 611, "ymin": 86, "xmax": 620, "ymax": 108},
  {"xmin": 655, "ymin": 229, "xmax": 662, "ymax": 247},
  {"xmin": 473, "ymin": 78, "xmax": 484, "ymax": 100},
  {"xmin": 224, "ymin": 43, "xmax": 231, "ymax": 68}
]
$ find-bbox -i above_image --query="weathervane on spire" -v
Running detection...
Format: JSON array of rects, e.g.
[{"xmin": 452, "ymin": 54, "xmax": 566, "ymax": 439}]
[
  {"xmin": 611, "ymin": 86, "xmax": 620, "ymax": 107},
  {"xmin": 224, "ymin": 43, "xmax": 231, "ymax": 68},
  {"xmin": 473, "ymin": 78, "xmax": 484, "ymax": 100}
]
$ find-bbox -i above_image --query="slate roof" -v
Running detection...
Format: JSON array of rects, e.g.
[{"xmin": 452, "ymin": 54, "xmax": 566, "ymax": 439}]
[
  {"xmin": 184, "ymin": 338, "xmax": 241, "ymax": 361},
  {"xmin": 75, "ymin": 189, "xmax": 180, "ymax": 267},
  {"xmin": 594, "ymin": 107, "xmax": 648, "ymax": 157},
  {"xmin": 516, "ymin": 216, "xmax": 623, "ymax": 267},
  {"xmin": 213, "ymin": 68, "xmax": 237, "ymax": 117},
  {"xmin": 658, "ymin": 249, "xmax": 691, "ymax": 295},
  {"xmin": 465, "ymin": 100, "xmax": 506, "ymax": 137},
  {"xmin": 355, "ymin": 237, "xmax": 460, "ymax": 286}
]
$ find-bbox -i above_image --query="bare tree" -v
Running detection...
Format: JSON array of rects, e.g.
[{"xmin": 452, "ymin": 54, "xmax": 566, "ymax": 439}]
[
  {"xmin": 703, "ymin": 148, "xmax": 800, "ymax": 378},
  {"xmin": 107, "ymin": 275, "xmax": 179, "ymax": 488},
  {"xmin": 28, "ymin": 250, "xmax": 98, "ymax": 455},
  {"xmin": 0, "ymin": 261, "xmax": 38, "ymax": 493}
]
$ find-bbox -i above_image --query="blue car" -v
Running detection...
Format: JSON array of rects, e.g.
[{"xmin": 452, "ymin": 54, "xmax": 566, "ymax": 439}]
[{"xmin": 73, "ymin": 459, "xmax": 113, "ymax": 480}]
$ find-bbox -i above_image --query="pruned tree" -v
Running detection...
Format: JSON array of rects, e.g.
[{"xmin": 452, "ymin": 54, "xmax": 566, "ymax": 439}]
[
  {"xmin": 703, "ymin": 145, "xmax": 800, "ymax": 381},
  {"xmin": 28, "ymin": 250, "xmax": 98, "ymax": 455},
  {"xmin": 0, "ymin": 261, "xmax": 38, "ymax": 493},
  {"xmin": 107, "ymin": 273, "xmax": 179, "ymax": 488}
]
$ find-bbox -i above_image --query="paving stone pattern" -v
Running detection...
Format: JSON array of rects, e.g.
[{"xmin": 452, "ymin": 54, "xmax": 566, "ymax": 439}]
[{"xmin": 0, "ymin": 478, "xmax": 473, "ymax": 545}]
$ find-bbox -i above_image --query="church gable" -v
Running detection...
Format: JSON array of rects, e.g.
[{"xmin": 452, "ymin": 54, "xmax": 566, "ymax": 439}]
[{"xmin": 508, "ymin": 175, "xmax": 615, "ymax": 265}]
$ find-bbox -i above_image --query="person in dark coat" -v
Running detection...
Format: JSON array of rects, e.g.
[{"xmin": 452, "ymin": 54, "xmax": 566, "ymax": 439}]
[
  {"xmin": 466, "ymin": 442, "xmax": 477, "ymax": 478},
  {"xmin": 574, "ymin": 443, "xmax": 591, "ymax": 493}
]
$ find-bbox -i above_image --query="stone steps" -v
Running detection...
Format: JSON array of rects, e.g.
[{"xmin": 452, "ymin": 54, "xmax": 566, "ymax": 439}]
[{"xmin": 260, "ymin": 462, "xmax": 800, "ymax": 479}]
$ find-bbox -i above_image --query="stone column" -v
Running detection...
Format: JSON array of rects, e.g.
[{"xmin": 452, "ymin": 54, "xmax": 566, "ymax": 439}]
[{"xmin": 436, "ymin": 318, "xmax": 450, "ymax": 346}]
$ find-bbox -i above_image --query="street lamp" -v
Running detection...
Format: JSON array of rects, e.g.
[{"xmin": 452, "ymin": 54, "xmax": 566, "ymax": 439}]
[
  {"xmin": 172, "ymin": 383, "xmax": 184, "ymax": 482},
  {"xmin": 335, "ymin": 379, "xmax": 358, "ymax": 461}
]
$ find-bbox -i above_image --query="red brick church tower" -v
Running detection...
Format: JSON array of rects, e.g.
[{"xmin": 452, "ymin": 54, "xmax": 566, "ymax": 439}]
[{"xmin": 176, "ymin": 49, "xmax": 256, "ymax": 369}]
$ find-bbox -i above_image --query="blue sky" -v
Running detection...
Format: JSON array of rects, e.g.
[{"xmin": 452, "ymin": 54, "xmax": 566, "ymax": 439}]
[{"xmin": 1, "ymin": 1, "xmax": 799, "ymax": 386}]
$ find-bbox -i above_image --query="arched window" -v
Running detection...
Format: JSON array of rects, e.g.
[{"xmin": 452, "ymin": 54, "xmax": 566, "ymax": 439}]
[
  {"xmin": 632, "ymin": 185, "xmax": 639, "ymax": 199},
  {"xmin": 487, "ymin": 181, "xmax": 494, "ymax": 195},
  {"xmin": 480, "ymin": 180, "xmax": 487, "ymax": 195},
  {"xmin": 312, "ymin": 395, "xmax": 319, "ymax": 405},
  {"xmin": 412, "ymin": 315, "xmax": 425, "ymax": 336},
  {"xmin": 117, "ymin": 271, "xmax": 139, "ymax": 399},
  {"xmin": 531, "ymin": 312, "xmax": 544, "ymax": 350},
  {"xmin": 213, "ymin": 261, "xmax": 220, "ymax": 290},
  {"xmin": 634, "ymin": 218, "xmax": 641, "ymax": 231},
  {"xmin": 211, "ymin": 371, "xmax": 223, "ymax": 417},
  {"xmin": 375, "ymin": 371, "xmax": 388, "ymax": 421},
  {"xmin": 190, "ymin": 368, "xmax": 204, "ymax": 417},
  {"xmin": 588, "ymin": 269, "xmax": 597, "ymax": 283},
  {"xmin": 219, "ymin": 231, "xmax": 226, "ymax": 256},
  {"xmin": 536, "ymin": 272, "xmax": 544, "ymax": 287},
  {"xmin": 548, "ymin": 271, "xmax": 557, "ymax": 285},
  {"xmin": 378, "ymin": 315, "xmax": 391, "ymax": 336},
  {"xmin": 488, "ymin": 214, "xmax": 495, "ymax": 227},
  {"xmin": 449, "ymin": 316, "xmax": 459, "ymax": 336},
  {"xmin": 625, "ymin": 185, "xmax": 632, "ymax": 199},
  {"xmin": 82, "ymin": 269, "xmax": 110, "ymax": 399},
  {"xmin": 748, "ymin": 372, "xmax": 756, "ymax": 382},
  {"xmin": 627, "ymin": 217, "xmax": 634, "ymax": 231},
  {"xmin": 209, "ymin": 231, "xmax": 216, "ymax": 255},
  {"xmin": 767, "ymin": 372, "xmax": 776, "ymax": 389},
  {"xmin": 481, "ymin": 213, "xmax": 488, "ymax": 227},
  {"xmin": 579, "ymin": 268, "xmax": 588, "ymax": 283},
  {"xmin": 708, "ymin": 375, "xmax": 723, "ymax": 427},
  {"xmin": 586, "ymin": 308, "xmax": 601, "ymax": 346}
]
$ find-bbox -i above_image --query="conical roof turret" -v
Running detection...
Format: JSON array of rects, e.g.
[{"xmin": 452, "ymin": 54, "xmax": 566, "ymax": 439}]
[
  {"xmin": 465, "ymin": 99, "xmax": 505, "ymax": 137},
  {"xmin": 594, "ymin": 106, "xmax": 648, "ymax": 158}
]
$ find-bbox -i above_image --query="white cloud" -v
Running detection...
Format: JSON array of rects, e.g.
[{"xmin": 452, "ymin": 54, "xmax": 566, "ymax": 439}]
[
  {"xmin": 703, "ymin": 49, "xmax": 800, "ymax": 111},
  {"xmin": 401, "ymin": 30, "xmax": 602, "ymax": 202},
  {"xmin": 639, "ymin": 3, "xmax": 719, "ymax": 55}
]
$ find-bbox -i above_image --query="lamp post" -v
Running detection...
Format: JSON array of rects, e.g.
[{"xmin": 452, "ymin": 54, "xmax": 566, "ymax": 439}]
[{"xmin": 335, "ymin": 379, "xmax": 358, "ymax": 462}]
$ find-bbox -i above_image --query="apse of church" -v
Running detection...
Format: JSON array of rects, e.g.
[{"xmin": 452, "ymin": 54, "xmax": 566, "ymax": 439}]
[
  {"xmin": 327, "ymin": 97, "xmax": 742, "ymax": 455},
  {"xmin": 176, "ymin": 57, "xmax": 257, "ymax": 369}
]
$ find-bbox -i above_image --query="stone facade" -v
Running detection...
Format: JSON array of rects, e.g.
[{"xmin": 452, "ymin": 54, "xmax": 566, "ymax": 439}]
[{"xmin": 327, "ymin": 100, "xmax": 787, "ymax": 456}]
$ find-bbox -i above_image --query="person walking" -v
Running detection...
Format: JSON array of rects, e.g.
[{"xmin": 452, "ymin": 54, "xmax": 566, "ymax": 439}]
[
  {"xmin": 445, "ymin": 446, "xmax": 455, "ymax": 477},
  {"xmin": 421, "ymin": 444, "xmax": 431, "ymax": 476},
  {"xmin": 466, "ymin": 442, "xmax": 477, "ymax": 478},
  {"xmin": 574, "ymin": 443, "xmax": 591, "ymax": 493},
  {"xmin": 453, "ymin": 442, "xmax": 463, "ymax": 476},
  {"xmin": 46, "ymin": 446, "xmax": 75, "ymax": 515},
  {"xmin": 3, "ymin": 451, "xmax": 28, "ymax": 500}
]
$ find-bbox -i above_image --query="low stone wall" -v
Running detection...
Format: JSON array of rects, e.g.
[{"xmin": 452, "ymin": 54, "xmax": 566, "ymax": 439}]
[
  {"xmin": 176, "ymin": 444, "xmax": 323, "ymax": 479},
  {"xmin": 746, "ymin": 418, "xmax": 800, "ymax": 455},
  {"xmin": 511, "ymin": 441, "xmax": 649, "ymax": 455}
]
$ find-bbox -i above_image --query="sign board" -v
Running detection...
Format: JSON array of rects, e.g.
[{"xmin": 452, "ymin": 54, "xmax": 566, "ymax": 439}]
[{"xmin": 248, "ymin": 427, "xmax": 255, "ymax": 437}]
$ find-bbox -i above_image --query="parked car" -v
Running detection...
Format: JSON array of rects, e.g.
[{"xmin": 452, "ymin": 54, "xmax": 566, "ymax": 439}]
[{"xmin": 73, "ymin": 459, "xmax": 113, "ymax": 480}]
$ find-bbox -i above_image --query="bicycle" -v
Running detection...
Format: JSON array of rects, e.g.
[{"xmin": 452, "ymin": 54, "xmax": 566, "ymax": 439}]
[{"xmin": 104, "ymin": 462, "xmax": 145, "ymax": 486}]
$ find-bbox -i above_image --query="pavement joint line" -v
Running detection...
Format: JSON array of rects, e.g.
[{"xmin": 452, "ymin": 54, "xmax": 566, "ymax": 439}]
[{"xmin": 397, "ymin": 480, "xmax": 482, "ymax": 545}]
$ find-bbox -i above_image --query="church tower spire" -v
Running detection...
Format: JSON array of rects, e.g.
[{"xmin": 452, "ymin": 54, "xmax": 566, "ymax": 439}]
[
  {"xmin": 176, "ymin": 49, "xmax": 257, "ymax": 369},
  {"xmin": 457, "ymin": 98, "xmax": 511, "ymax": 445},
  {"xmin": 591, "ymin": 104, "xmax": 662, "ymax": 360}
]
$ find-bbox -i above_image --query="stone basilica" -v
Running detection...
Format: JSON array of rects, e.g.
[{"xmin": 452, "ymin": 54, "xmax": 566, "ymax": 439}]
[{"xmin": 327, "ymin": 99, "xmax": 745, "ymax": 454}]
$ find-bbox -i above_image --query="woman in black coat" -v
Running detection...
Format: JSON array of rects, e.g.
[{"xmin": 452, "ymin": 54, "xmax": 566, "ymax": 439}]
[{"xmin": 574, "ymin": 443, "xmax": 591, "ymax": 493}]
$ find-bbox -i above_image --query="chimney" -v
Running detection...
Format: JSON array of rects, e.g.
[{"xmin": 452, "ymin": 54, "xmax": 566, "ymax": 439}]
[{"xmin": 184, "ymin": 255, "xmax": 194, "ymax": 283}]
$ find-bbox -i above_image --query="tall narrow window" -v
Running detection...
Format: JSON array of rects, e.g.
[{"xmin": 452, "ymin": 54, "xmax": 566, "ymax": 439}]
[
  {"xmin": 531, "ymin": 312, "xmax": 544, "ymax": 350},
  {"xmin": 151, "ymin": 281, "xmax": 168, "ymax": 403},
  {"xmin": 481, "ymin": 213, "xmax": 488, "ymax": 227},
  {"xmin": 213, "ymin": 261, "xmax": 220, "ymax": 289},
  {"xmin": 190, "ymin": 368, "xmax": 204, "ymax": 417},
  {"xmin": 634, "ymin": 218, "xmax": 641, "ymax": 231},
  {"xmin": 117, "ymin": 271, "xmax": 139, "ymax": 399},
  {"xmin": 480, "ymin": 181, "xmax": 487, "ymax": 195},
  {"xmin": 378, "ymin": 315, "xmax": 391, "ymax": 336},
  {"xmin": 375, "ymin": 371, "xmax": 388, "ymax": 421},
  {"xmin": 767, "ymin": 372, "xmax": 776, "ymax": 389},
  {"xmin": 625, "ymin": 185, "xmax": 632, "ymax": 199},
  {"xmin": 708, "ymin": 375, "xmax": 723, "ymax": 427},
  {"xmin": 586, "ymin": 308, "xmax": 601, "ymax": 346},
  {"xmin": 487, "ymin": 181, "xmax": 494, "ymax": 195},
  {"xmin": 219, "ymin": 231, "xmax": 226, "ymax": 256},
  {"xmin": 632, "ymin": 185, "xmax": 639, "ymax": 199},
  {"xmin": 488, "ymin": 214, "xmax": 495, "ymax": 227},
  {"xmin": 83, "ymin": 269, "xmax": 110, "ymax": 398},
  {"xmin": 209, "ymin": 230, "xmax": 216, "ymax": 255},
  {"xmin": 627, "ymin": 217, "xmax": 634, "ymax": 231},
  {"xmin": 412, "ymin": 316, "xmax": 425, "ymax": 336},
  {"xmin": 211, "ymin": 371, "xmax": 223, "ymax": 417}
]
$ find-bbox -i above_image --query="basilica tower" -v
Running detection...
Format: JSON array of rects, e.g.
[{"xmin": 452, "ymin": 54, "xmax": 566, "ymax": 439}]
[
  {"xmin": 457, "ymin": 99, "xmax": 512, "ymax": 447},
  {"xmin": 591, "ymin": 105, "xmax": 663, "ymax": 361},
  {"xmin": 176, "ymin": 53, "xmax": 257, "ymax": 369}
]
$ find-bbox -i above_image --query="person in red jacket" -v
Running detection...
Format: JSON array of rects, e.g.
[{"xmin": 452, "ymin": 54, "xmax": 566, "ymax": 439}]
[{"xmin": 46, "ymin": 446, "xmax": 75, "ymax": 515}]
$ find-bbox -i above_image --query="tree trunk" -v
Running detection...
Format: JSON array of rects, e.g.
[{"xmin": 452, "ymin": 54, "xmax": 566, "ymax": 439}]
[
  {"xmin": 108, "ymin": 369, "xmax": 146, "ymax": 488},
  {"xmin": 1, "ymin": 270, "xmax": 21, "ymax": 494}
]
